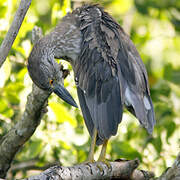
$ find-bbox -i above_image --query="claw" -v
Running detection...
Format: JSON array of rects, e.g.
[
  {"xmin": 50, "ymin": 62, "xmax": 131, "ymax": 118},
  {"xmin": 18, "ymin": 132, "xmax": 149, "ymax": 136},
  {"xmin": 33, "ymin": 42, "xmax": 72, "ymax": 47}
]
[
  {"xmin": 81, "ymin": 159, "xmax": 95, "ymax": 165},
  {"xmin": 97, "ymin": 159, "xmax": 111, "ymax": 169}
]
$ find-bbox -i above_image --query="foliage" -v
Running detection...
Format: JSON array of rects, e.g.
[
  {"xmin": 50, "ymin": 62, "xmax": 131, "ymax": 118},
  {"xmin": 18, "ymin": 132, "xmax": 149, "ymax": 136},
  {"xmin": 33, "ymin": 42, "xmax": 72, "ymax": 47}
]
[{"xmin": 0, "ymin": 0, "xmax": 179, "ymax": 179}]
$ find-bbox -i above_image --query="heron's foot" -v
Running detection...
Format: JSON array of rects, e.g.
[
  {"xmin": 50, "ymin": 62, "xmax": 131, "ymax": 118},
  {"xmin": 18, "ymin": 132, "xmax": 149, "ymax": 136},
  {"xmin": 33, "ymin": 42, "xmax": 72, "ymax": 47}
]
[
  {"xmin": 83, "ymin": 158, "xmax": 95, "ymax": 164},
  {"xmin": 80, "ymin": 154, "xmax": 95, "ymax": 165},
  {"xmin": 96, "ymin": 139, "xmax": 110, "ymax": 170},
  {"xmin": 97, "ymin": 158, "xmax": 111, "ymax": 169}
]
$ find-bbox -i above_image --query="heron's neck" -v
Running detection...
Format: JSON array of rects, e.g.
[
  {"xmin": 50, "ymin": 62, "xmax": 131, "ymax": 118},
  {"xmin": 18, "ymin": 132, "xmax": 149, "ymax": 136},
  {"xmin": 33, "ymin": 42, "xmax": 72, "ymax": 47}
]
[{"xmin": 44, "ymin": 20, "xmax": 81, "ymax": 64}]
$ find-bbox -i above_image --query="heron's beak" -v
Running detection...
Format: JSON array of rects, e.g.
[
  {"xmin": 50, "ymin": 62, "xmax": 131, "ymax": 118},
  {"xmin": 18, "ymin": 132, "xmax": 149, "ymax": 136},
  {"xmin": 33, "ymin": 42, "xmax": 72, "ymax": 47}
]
[{"xmin": 53, "ymin": 84, "xmax": 78, "ymax": 108}]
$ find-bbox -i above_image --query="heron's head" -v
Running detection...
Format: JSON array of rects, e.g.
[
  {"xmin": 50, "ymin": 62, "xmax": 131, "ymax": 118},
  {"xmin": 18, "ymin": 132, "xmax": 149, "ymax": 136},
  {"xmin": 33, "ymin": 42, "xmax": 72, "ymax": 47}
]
[{"xmin": 27, "ymin": 42, "xmax": 78, "ymax": 108}]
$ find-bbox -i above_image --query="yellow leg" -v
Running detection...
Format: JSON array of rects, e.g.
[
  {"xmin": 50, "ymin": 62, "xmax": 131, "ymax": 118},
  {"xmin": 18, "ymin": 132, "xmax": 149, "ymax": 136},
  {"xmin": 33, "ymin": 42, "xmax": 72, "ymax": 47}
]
[
  {"xmin": 98, "ymin": 139, "xmax": 108, "ymax": 161},
  {"xmin": 97, "ymin": 139, "xmax": 111, "ymax": 169},
  {"xmin": 86, "ymin": 128, "xmax": 98, "ymax": 163}
]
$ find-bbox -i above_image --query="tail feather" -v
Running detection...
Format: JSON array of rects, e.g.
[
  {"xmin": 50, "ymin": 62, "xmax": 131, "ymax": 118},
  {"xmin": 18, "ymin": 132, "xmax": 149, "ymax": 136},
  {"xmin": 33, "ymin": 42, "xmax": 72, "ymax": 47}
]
[
  {"xmin": 125, "ymin": 86, "xmax": 155, "ymax": 133},
  {"xmin": 146, "ymin": 95, "xmax": 156, "ymax": 134}
]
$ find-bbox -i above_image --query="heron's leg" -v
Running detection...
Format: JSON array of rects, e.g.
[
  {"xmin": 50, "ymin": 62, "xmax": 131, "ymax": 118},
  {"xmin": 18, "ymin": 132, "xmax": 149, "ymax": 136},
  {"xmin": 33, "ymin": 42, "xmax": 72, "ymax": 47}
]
[
  {"xmin": 86, "ymin": 128, "xmax": 98, "ymax": 162},
  {"xmin": 98, "ymin": 139, "xmax": 108, "ymax": 161},
  {"xmin": 97, "ymin": 139, "xmax": 111, "ymax": 169}
]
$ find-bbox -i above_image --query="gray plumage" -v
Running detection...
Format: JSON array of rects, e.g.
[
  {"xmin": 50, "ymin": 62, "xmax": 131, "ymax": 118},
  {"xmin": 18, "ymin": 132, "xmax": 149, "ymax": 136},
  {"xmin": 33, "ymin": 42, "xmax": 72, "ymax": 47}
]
[{"xmin": 28, "ymin": 4, "xmax": 155, "ymax": 145}]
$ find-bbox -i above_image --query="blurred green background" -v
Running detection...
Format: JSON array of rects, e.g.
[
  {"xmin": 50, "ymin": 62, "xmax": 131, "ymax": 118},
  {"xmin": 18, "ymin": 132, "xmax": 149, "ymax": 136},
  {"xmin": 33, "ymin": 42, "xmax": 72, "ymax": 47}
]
[{"xmin": 0, "ymin": 0, "xmax": 180, "ymax": 179}]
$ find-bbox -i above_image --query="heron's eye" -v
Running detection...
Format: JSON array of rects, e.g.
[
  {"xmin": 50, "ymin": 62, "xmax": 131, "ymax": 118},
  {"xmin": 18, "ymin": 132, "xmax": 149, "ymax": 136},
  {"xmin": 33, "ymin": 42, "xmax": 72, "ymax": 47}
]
[{"xmin": 49, "ymin": 79, "xmax": 53, "ymax": 85}]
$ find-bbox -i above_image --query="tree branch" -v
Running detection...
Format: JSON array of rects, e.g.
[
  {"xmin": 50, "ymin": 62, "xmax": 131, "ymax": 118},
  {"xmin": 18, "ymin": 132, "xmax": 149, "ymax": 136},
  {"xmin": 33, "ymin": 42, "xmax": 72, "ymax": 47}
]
[
  {"xmin": 21, "ymin": 152, "xmax": 180, "ymax": 180},
  {"xmin": 157, "ymin": 152, "xmax": 180, "ymax": 180},
  {"xmin": 24, "ymin": 159, "xmax": 154, "ymax": 180},
  {"xmin": 0, "ymin": 84, "xmax": 50, "ymax": 178},
  {"xmin": 0, "ymin": 27, "xmax": 54, "ymax": 178},
  {"xmin": 10, "ymin": 159, "xmax": 60, "ymax": 173},
  {"xmin": 0, "ymin": 0, "xmax": 32, "ymax": 68}
]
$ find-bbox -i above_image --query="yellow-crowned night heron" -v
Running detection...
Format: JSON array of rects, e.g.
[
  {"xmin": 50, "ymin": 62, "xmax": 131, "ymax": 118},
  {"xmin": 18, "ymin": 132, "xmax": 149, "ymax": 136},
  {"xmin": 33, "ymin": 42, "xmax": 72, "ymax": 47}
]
[{"xmin": 28, "ymin": 4, "xmax": 155, "ymax": 163}]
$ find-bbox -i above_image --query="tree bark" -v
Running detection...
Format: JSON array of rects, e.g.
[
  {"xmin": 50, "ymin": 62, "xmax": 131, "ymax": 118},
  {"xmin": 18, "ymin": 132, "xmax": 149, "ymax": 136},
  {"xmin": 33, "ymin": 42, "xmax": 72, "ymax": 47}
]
[
  {"xmin": 0, "ymin": 84, "xmax": 50, "ymax": 178},
  {"xmin": 0, "ymin": 0, "xmax": 32, "ymax": 68},
  {"xmin": 24, "ymin": 159, "xmax": 154, "ymax": 180},
  {"xmin": 157, "ymin": 152, "xmax": 180, "ymax": 180},
  {"xmin": 22, "ymin": 152, "xmax": 180, "ymax": 180},
  {"xmin": 0, "ymin": 26, "xmax": 53, "ymax": 178}
]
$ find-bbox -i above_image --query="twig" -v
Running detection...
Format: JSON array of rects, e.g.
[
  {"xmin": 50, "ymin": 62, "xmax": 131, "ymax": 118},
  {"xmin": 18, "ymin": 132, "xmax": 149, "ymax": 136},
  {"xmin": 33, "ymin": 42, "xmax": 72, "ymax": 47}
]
[
  {"xmin": 0, "ymin": 0, "xmax": 32, "ymax": 68},
  {"xmin": 10, "ymin": 160, "xmax": 60, "ymax": 172}
]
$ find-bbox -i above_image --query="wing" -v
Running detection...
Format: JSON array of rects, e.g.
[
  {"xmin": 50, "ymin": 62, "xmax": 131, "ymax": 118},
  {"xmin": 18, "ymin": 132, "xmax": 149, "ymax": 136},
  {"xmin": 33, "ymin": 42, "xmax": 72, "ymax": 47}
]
[
  {"xmin": 75, "ymin": 46, "xmax": 123, "ymax": 144},
  {"xmin": 114, "ymin": 23, "xmax": 156, "ymax": 133},
  {"xmin": 114, "ymin": 28, "xmax": 156, "ymax": 133},
  {"xmin": 73, "ymin": 5, "xmax": 155, "ymax": 144},
  {"xmin": 73, "ymin": 5, "xmax": 123, "ymax": 144},
  {"xmin": 95, "ymin": 7, "xmax": 155, "ymax": 133}
]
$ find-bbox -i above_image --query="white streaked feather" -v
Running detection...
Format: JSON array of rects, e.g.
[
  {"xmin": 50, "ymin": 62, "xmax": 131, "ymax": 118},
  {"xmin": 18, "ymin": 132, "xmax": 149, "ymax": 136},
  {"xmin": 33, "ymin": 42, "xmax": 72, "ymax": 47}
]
[
  {"xmin": 143, "ymin": 96, "xmax": 151, "ymax": 110},
  {"xmin": 125, "ymin": 86, "xmax": 151, "ymax": 110},
  {"xmin": 125, "ymin": 86, "xmax": 132, "ymax": 107}
]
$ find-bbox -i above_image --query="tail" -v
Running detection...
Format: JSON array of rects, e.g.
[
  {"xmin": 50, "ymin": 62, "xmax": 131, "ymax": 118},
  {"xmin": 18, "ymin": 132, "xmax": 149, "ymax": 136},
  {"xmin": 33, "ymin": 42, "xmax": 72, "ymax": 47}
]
[{"xmin": 125, "ymin": 86, "xmax": 156, "ymax": 134}]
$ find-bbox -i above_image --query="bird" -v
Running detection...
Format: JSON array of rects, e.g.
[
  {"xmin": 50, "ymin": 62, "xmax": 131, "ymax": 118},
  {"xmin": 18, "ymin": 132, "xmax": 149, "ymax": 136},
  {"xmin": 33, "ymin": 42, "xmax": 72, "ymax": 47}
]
[{"xmin": 28, "ymin": 4, "xmax": 155, "ymax": 164}]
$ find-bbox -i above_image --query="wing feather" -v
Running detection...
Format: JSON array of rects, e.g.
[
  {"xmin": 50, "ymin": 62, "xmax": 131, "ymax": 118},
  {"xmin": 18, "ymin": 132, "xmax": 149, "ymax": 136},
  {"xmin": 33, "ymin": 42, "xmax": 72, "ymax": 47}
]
[
  {"xmin": 73, "ymin": 5, "xmax": 155, "ymax": 144},
  {"xmin": 116, "ymin": 28, "xmax": 156, "ymax": 133}
]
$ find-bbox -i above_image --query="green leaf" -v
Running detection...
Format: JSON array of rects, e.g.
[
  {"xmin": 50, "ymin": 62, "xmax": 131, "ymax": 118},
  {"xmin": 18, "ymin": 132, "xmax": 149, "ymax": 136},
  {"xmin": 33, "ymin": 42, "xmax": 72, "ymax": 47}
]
[
  {"xmin": 0, "ymin": 98, "xmax": 8, "ymax": 113},
  {"xmin": 28, "ymin": 140, "xmax": 43, "ymax": 159},
  {"xmin": 3, "ymin": 82, "xmax": 24, "ymax": 105},
  {"xmin": 51, "ymin": 3, "xmax": 60, "ymax": 25},
  {"xmin": 5, "ymin": 82, "xmax": 24, "ymax": 92},
  {"xmin": 165, "ymin": 120, "xmax": 176, "ymax": 142},
  {"xmin": 0, "ymin": 58, "xmax": 11, "ymax": 87},
  {"xmin": 0, "ymin": 5, "xmax": 6, "ymax": 18},
  {"xmin": 49, "ymin": 102, "xmax": 77, "ymax": 127},
  {"xmin": 164, "ymin": 63, "xmax": 180, "ymax": 85},
  {"xmin": 151, "ymin": 136, "xmax": 162, "ymax": 154},
  {"xmin": 76, "ymin": 149, "xmax": 87, "ymax": 163},
  {"xmin": 17, "ymin": 68, "xmax": 27, "ymax": 81},
  {"xmin": 154, "ymin": 102, "xmax": 174, "ymax": 123},
  {"xmin": 152, "ymin": 80, "xmax": 171, "ymax": 98},
  {"xmin": 3, "ymin": 108, "xmax": 14, "ymax": 118},
  {"xmin": 6, "ymin": 92, "xmax": 20, "ymax": 104},
  {"xmin": 111, "ymin": 141, "xmax": 142, "ymax": 161},
  {"xmin": 0, "ymin": 98, "xmax": 14, "ymax": 118}
]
